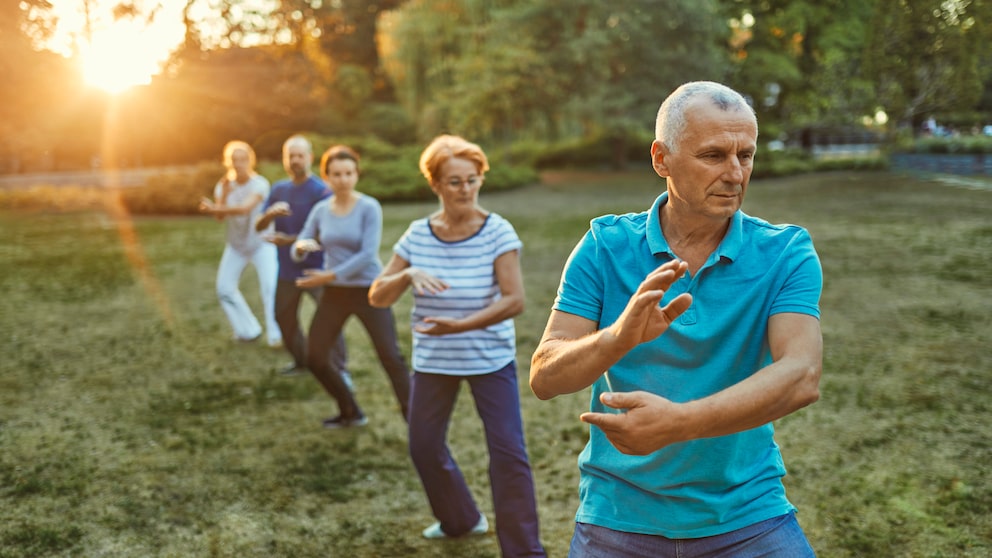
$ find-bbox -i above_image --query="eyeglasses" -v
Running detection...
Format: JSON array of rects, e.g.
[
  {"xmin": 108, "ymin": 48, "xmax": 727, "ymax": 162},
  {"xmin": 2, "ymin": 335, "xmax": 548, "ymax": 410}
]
[{"xmin": 442, "ymin": 176, "xmax": 482, "ymax": 189}]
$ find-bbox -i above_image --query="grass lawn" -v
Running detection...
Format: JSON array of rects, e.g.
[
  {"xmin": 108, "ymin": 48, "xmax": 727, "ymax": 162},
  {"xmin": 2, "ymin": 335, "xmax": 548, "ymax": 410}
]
[{"xmin": 1, "ymin": 169, "xmax": 990, "ymax": 557}]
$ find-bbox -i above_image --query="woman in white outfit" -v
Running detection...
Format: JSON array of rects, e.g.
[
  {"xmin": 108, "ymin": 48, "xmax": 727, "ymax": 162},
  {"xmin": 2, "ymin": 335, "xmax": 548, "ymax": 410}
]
[{"xmin": 199, "ymin": 140, "xmax": 281, "ymax": 346}]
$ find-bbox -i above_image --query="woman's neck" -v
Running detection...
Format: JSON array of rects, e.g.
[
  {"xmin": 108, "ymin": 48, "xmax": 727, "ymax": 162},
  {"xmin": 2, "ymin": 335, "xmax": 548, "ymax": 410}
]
[
  {"xmin": 330, "ymin": 190, "xmax": 359, "ymax": 215},
  {"xmin": 431, "ymin": 206, "xmax": 487, "ymax": 241}
]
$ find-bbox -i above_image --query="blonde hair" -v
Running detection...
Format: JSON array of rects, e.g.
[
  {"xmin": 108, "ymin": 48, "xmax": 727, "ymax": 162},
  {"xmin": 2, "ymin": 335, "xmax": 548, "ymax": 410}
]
[
  {"xmin": 418, "ymin": 134, "xmax": 489, "ymax": 185},
  {"xmin": 222, "ymin": 140, "xmax": 256, "ymax": 179}
]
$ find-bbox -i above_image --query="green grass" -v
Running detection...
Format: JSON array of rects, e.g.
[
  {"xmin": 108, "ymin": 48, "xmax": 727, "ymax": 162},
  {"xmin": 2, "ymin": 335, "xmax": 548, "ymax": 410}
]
[{"xmin": 1, "ymin": 169, "xmax": 990, "ymax": 557}]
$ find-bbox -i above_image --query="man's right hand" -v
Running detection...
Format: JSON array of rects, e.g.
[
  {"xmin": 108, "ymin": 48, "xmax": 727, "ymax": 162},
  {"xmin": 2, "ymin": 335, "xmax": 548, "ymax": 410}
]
[
  {"xmin": 263, "ymin": 231, "xmax": 295, "ymax": 246},
  {"xmin": 606, "ymin": 259, "xmax": 692, "ymax": 352},
  {"xmin": 267, "ymin": 201, "xmax": 292, "ymax": 217}
]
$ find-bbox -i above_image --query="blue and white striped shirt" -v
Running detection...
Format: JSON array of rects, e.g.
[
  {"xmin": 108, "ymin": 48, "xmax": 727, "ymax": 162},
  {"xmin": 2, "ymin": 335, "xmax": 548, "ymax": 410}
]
[{"xmin": 394, "ymin": 213, "xmax": 522, "ymax": 375}]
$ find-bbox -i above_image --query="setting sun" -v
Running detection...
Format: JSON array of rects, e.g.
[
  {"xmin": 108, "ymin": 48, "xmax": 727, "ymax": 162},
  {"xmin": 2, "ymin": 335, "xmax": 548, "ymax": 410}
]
[
  {"xmin": 80, "ymin": 20, "xmax": 162, "ymax": 93},
  {"xmin": 47, "ymin": 0, "xmax": 187, "ymax": 94}
]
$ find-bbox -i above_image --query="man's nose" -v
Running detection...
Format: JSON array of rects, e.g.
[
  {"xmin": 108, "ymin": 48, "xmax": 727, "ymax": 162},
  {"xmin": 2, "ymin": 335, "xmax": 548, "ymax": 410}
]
[{"xmin": 724, "ymin": 157, "xmax": 744, "ymax": 183}]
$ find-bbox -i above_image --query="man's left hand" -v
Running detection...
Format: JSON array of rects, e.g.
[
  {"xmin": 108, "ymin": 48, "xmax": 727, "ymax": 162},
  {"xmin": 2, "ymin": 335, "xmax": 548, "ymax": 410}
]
[
  {"xmin": 580, "ymin": 391, "xmax": 687, "ymax": 455},
  {"xmin": 295, "ymin": 269, "xmax": 334, "ymax": 289}
]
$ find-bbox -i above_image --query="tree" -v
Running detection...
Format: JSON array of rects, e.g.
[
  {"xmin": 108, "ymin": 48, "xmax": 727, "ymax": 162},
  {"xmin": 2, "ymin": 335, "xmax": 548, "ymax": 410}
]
[
  {"xmin": 863, "ymin": 0, "xmax": 991, "ymax": 130},
  {"xmin": 382, "ymin": 0, "xmax": 729, "ymax": 166},
  {"xmin": 0, "ymin": 0, "xmax": 64, "ymax": 172},
  {"xmin": 718, "ymin": 0, "xmax": 878, "ymax": 138}
]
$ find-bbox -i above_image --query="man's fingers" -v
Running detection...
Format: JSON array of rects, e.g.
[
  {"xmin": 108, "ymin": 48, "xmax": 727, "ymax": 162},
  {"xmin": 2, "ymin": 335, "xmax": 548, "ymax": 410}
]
[
  {"xmin": 662, "ymin": 293, "xmax": 693, "ymax": 320},
  {"xmin": 579, "ymin": 411, "xmax": 622, "ymax": 430}
]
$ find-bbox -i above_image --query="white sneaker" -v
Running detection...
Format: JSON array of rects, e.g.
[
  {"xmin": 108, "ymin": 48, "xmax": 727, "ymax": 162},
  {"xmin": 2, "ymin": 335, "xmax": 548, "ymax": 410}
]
[{"xmin": 422, "ymin": 514, "xmax": 488, "ymax": 539}]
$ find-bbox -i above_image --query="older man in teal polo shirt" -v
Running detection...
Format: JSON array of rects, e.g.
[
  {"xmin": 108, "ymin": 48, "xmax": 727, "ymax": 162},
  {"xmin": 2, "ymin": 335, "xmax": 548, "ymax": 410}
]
[{"xmin": 530, "ymin": 81, "xmax": 823, "ymax": 557}]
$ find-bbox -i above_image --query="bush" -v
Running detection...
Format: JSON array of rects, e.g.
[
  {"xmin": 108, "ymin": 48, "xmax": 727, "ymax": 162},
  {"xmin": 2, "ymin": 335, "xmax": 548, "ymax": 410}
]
[
  {"xmin": 0, "ymin": 185, "xmax": 109, "ymax": 213},
  {"xmin": 907, "ymin": 136, "xmax": 992, "ymax": 154},
  {"xmin": 117, "ymin": 135, "xmax": 540, "ymax": 213},
  {"xmin": 524, "ymin": 131, "xmax": 655, "ymax": 170},
  {"xmin": 119, "ymin": 162, "xmax": 222, "ymax": 215}
]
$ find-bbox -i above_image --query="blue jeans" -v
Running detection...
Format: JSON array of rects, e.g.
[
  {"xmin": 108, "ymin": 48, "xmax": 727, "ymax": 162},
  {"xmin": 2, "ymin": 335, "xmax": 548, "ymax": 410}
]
[
  {"xmin": 568, "ymin": 513, "xmax": 815, "ymax": 558},
  {"xmin": 408, "ymin": 361, "xmax": 545, "ymax": 557}
]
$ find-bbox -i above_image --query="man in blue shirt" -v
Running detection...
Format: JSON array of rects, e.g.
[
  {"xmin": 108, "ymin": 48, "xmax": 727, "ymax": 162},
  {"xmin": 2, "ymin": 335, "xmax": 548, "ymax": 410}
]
[
  {"xmin": 529, "ymin": 82, "xmax": 822, "ymax": 557},
  {"xmin": 256, "ymin": 135, "xmax": 348, "ymax": 380}
]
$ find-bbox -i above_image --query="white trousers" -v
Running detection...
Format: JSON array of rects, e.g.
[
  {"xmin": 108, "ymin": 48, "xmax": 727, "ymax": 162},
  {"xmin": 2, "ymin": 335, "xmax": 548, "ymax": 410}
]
[{"xmin": 216, "ymin": 243, "xmax": 280, "ymax": 344}]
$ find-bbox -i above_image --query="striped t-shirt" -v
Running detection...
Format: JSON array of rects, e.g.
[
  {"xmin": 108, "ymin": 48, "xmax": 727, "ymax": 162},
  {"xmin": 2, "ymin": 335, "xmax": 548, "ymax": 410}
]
[{"xmin": 394, "ymin": 213, "xmax": 522, "ymax": 376}]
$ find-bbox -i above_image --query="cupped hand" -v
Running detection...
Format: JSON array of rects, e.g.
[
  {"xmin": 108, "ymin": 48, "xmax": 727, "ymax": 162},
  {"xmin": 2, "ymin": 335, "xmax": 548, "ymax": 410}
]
[
  {"xmin": 413, "ymin": 316, "xmax": 462, "ymax": 335},
  {"xmin": 580, "ymin": 390, "xmax": 687, "ymax": 455},
  {"xmin": 263, "ymin": 232, "xmax": 295, "ymax": 246},
  {"xmin": 295, "ymin": 268, "xmax": 333, "ymax": 289},
  {"xmin": 294, "ymin": 239, "xmax": 321, "ymax": 256},
  {"xmin": 407, "ymin": 268, "xmax": 448, "ymax": 296},
  {"xmin": 269, "ymin": 201, "xmax": 291, "ymax": 217}
]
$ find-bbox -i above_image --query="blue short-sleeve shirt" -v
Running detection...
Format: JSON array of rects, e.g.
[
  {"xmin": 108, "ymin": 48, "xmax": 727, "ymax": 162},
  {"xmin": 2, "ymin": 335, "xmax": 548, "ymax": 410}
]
[
  {"xmin": 263, "ymin": 176, "xmax": 331, "ymax": 280},
  {"xmin": 554, "ymin": 191, "xmax": 822, "ymax": 538}
]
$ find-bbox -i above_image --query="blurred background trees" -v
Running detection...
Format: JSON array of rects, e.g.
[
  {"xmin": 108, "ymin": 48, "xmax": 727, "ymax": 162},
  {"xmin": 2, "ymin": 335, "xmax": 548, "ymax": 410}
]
[{"xmin": 2, "ymin": 0, "xmax": 991, "ymax": 174}]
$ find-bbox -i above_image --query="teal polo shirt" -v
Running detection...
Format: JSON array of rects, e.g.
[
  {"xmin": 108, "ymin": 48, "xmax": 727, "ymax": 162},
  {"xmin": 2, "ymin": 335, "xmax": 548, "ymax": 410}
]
[{"xmin": 554, "ymin": 191, "xmax": 822, "ymax": 538}]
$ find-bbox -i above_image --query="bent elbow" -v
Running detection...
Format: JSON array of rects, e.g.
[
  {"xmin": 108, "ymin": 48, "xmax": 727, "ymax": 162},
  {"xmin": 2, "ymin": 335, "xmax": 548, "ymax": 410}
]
[
  {"xmin": 508, "ymin": 298, "xmax": 525, "ymax": 318},
  {"xmin": 367, "ymin": 285, "xmax": 387, "ymax": 308},
  {"xmin": 529, "ymin": 377, "xmax": 554, "ymax": 401},
  {"xmin": 799, "ymin": 363, "xmax": 822, "ymax": 407},
  {"xmin": 528, "ymin": 355, "xmax": 556, "ymax": 401}
]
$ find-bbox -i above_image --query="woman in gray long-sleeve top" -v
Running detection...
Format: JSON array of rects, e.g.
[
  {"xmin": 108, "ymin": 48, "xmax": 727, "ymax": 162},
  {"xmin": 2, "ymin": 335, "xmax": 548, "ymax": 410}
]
[{"xmin": 292, "ymin": 145, "xmax": 410, "ymax": 428}]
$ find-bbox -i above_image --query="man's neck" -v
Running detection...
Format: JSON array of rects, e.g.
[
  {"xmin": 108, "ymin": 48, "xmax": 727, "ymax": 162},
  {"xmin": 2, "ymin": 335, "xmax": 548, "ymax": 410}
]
[
  {"xmin": 660, "ymin": 203, "xmax": 730, "ymax": 274},
  {"xmin": 291, "ymin": 173, "xmax": 312, "ymax": 185}
]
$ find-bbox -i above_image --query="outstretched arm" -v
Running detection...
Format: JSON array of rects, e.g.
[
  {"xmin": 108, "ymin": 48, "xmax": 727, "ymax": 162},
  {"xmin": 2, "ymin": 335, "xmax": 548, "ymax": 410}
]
[
  {"xmin": 199, "ymin": 190, "xmax": 264, "ymax": 218},
  {"xmin": 580, "ymin": 312, "xmax": 822, "ymax": 455},
  {"xmin": 529, "ymin": 259, "xmax": 692, "ymax": 400}
]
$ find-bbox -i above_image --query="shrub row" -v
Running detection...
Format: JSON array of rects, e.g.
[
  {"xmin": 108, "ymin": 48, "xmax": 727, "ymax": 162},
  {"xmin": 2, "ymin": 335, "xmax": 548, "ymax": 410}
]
[
  {"xmin": 894, "ymin": 135, "xmax": 992, "ymax": 155},
  {"xmin": 1, "ymin": 133, "xmax": 892, "ymax": 215}
]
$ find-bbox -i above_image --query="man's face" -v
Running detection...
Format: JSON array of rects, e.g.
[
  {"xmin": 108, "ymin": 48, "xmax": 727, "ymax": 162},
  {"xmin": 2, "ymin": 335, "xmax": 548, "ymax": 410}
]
[
  {"xmin": 652, "ymin": 100, "xmax": 757, "ymax": 221},
  {"xmin": 283, "ymin": 143, "xmax": 312, "ymax": 180}
]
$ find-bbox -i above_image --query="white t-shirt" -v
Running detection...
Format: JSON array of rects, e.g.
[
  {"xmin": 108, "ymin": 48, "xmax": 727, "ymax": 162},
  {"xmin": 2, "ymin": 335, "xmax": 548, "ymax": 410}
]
[{"xmin": 215, "ymin": 174, "xmax": 271, "ymax": 254}]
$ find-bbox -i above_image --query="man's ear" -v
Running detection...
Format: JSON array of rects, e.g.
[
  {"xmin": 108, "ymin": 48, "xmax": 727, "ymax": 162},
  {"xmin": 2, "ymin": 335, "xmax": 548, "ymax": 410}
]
[{"xmin": 650, "ymin": 140, "xmax": 670, "ymax": 177}]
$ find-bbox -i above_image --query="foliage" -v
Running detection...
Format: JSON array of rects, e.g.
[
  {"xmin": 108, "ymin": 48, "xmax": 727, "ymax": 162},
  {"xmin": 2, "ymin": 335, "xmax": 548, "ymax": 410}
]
[
  {"xmin": 383, "ymin": 0, "xmax": 728, "ymax": 168},
  {"xmin": 903, "ymin": 136, "xmax": 992, "ymax": 155},
  {"xmin": 2, "ymin": 171, "xmax": 991, "ymax": 557},
  {"xmin": 118, "ymin": 163, "xmax": 223, "ymax": 215},
  {"xmin": 5, "ymin": 0, "xmax": 992, "ymax": 176},
  {"xmin": 863, "ymin": 0, "xmax": 992, "ymax": 128},
  {"xmin": 720, "ymin": 0, "xmax": 878, "ymax": 129}
]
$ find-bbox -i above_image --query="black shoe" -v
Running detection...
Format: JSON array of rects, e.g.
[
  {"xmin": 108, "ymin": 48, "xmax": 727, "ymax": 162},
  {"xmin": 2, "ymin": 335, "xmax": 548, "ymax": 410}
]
[
  {"xmin": 322, "ymin": 414, "xmax": 368, "ymax": 429},
  {"xmin": 279, "ymin": 363, "xmax": 306, "ymax": 376}
]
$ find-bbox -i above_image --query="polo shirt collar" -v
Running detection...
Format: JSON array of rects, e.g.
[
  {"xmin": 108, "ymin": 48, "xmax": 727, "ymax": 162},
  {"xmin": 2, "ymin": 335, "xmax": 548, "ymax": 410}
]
[{"xmin": 646, "ymin": 191, "xmax": 744, "ymax": 263}]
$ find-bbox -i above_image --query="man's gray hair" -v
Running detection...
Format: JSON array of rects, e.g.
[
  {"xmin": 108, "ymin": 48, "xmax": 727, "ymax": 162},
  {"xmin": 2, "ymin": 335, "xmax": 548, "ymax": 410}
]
[
  {"xmin": 655, "ymin": 81, "xmax": 756, "ymax": 152},
  {"xmin": 283, "ymin": 134, "xmax": 313, "ymax": 154}
]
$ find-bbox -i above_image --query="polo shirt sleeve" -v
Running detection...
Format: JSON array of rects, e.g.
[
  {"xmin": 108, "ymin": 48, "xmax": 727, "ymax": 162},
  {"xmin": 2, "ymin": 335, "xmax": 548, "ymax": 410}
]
[
  {"xmin": 553, "ymin": 227, "xmax": 605, "ymax": 323},
  {"xmin": 770, "ymin": 228, "xmax": 822, "ymax": 319}
]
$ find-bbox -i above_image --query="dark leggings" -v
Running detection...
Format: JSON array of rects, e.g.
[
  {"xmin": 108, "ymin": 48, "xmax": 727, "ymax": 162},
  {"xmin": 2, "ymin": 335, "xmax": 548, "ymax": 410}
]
[
  {"xmin": 274, "ymin": 279, "xmax": 347, "ymax": 372},
  {"xmin": 306, "ymin": 285, "xmax": 410, "ymax": 420}
]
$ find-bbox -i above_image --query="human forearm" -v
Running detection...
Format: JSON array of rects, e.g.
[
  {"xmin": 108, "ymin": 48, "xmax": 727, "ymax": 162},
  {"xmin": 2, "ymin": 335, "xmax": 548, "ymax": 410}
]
[
  {"xmin": 681, "ymin": 356, "xmax": 820, "ymax": 440},
  {"xmin": 443, "ymin": 294, "xmax": 524, "ymax": 334},
  {"xmin": 368, "ymin": 271, "xmax": 411, "ymax": 308},
  {"xmin": 529, "ymin": 327, "xmax": 627, "ymax": 400},
  {"xmin": 580, "ymin": 313, "xmax": 822, "ymax": 454},
  {"xmin": 255, "ymin": 212, "xmax": 274, "ymax": 231}
]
